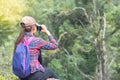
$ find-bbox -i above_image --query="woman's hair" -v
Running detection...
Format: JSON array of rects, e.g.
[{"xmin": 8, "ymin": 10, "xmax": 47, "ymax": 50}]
[
  {"xmin": 20, "ymin": 16, "xmax": 37, "ymax": 32},
  {"xmin": 20, "ymin": 23, "xmax": 32, "ymax": 32}
]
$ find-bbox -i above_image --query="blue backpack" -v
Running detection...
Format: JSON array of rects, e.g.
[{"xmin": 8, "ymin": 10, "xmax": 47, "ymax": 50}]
[{"xmin": 12, "ymin": 37, "xmax": 33, "ymax": 78}]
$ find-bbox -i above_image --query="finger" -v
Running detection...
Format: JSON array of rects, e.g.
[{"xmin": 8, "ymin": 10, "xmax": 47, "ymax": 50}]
[{"xmin": 41, "ymin": 30, "xmax": 45, "ymax": 32}]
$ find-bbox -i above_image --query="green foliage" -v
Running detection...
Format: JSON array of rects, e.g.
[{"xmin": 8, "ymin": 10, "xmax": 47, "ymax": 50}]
[
  {"xmin": 0, "ymin": 0, "xmax": 28, "ymax": 79},
  {"xmin": 0, "ymin": 0, "xmax": 27, "ymax": 44},
  {"xmin": 0, "ymin": 75, "xmax": 7, "ymax": 80},
  {"xmin": 44, "ymin": 0, "xmax": 120, "ymax": 79},
  {"xmin": 48, "ymin": 59, "xmax": 64, "ymax": 78},
  {"xmin": 0, "ymin": 40, "xmax": 17, "ymax": 80}
]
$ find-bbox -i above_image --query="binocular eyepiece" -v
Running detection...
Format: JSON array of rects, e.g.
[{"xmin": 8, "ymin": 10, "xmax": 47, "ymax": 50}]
[{"xmin": 36, "ymin": 25, "xmax": 42, "ymax": 31}]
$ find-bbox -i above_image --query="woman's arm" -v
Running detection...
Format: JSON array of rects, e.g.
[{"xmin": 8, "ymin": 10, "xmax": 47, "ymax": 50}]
[
  {"xmin": 32, "ymin": 25, "xmax": 58, "ymax": 50},
  {"xmin": 41, "ymin": 25, "xmax": 58, "ymax": 49}
]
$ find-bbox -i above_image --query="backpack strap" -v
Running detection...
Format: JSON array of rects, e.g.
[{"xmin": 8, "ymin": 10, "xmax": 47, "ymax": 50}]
[
  {"xmin": 24, "ymin": 37, "xmax": 34, "ymax": 46},
  {"xmin": 38, "ymin": 51, "xmax": 43, "ymax": 66}
]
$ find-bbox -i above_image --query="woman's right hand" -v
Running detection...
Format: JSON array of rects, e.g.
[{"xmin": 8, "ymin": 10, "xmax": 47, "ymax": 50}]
[{"xmin": 41, "ymin": 25, "xmax": 51, "ymax": 36}]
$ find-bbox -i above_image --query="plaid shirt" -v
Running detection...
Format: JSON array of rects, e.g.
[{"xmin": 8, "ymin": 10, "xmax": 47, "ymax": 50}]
[{"xmin": 22, "ymin": 32, "xmax": 58, "ymax": 74}]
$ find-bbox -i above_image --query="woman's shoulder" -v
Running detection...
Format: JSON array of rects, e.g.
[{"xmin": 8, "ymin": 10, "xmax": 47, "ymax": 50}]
[
  {"xmin": 31, "ymin": 36, "xmax": 43, "ymax": 44},
  {"xmin": 33, "ymin": 36, "xmax": 42, "ymax": 41}
]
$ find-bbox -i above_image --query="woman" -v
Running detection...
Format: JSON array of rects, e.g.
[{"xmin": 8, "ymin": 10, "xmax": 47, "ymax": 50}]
[{"xmin": 14, "ymin": 16, "xmax": 60, "ymax": 80}]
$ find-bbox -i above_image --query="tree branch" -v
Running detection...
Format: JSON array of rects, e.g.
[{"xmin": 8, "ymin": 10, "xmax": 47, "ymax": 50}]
[
  {"xmin": 63, "ymin": 48, "xmax": 94, "ymax": 80},
  {"xmin": 105, "ymin": 28, "xmax": 119, "ymax": 41},
  {"xmin": 77, "ymin": 35, "xmax": 95, "ymax": 46}
]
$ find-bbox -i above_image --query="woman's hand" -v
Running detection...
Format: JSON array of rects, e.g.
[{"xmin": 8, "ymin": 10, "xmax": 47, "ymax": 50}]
[{"xmin": 41, "ymin": 25, "xmax": 51, "ymax": 36}]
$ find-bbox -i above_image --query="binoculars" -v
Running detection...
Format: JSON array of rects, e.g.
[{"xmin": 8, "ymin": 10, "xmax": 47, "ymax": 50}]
[{"xmin": 36, "ymin": 25, "xmax": 42, "ymax": 31}]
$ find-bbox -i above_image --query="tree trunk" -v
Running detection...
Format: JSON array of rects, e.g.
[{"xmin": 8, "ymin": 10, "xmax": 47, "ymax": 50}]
[{"xmin": 95, "ymin": 13, "xmax": 108, "ymax": 80}]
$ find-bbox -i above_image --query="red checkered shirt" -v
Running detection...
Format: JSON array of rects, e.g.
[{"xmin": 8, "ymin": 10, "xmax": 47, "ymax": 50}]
[{"xmin": 22, "ymin": 32, "xmax": 58, "ymax": 73}]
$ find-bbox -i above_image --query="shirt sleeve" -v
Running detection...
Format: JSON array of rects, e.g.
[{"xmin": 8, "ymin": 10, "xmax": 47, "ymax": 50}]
[{"xmin": 34, "ymin": 35, "xmax": 58, "ymax": 50}]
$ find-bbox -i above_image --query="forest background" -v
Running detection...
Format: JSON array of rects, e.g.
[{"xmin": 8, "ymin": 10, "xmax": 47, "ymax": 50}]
[{"xmin": 0, "ymin": 0, "xmax": 120, "ymax": 80}]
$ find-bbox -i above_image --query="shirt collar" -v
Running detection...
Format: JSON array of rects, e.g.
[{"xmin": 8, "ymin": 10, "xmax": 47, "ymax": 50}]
[{"xmin": 24, "ymin": 32, "xmax": 34, "ymax": 37}]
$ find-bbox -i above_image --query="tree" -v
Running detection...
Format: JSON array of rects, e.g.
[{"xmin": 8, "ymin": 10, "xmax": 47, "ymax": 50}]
[
  {"xmin": 0, "ymin": 0, "xmax": 27, "ymax": 44},
  {"xmin": 46, "ymin": 0, "xmax": 120, "ymax": 80},
  {"xmin": 0, "ymin": 0, "xmax": 28, "ymax": 80}
]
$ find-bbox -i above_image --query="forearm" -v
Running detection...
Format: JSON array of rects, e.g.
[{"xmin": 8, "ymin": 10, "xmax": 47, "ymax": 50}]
[
  {"xmin": 45, "ymin": 30, "xmax": 51, "ymax": 36},
  {"xmin": 41, "ymin": 35, "xmax": 58, "ymax": 50},
  {"xmin": 40, "ymin": 25, "xmax": 58, "ymax": 49}
]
